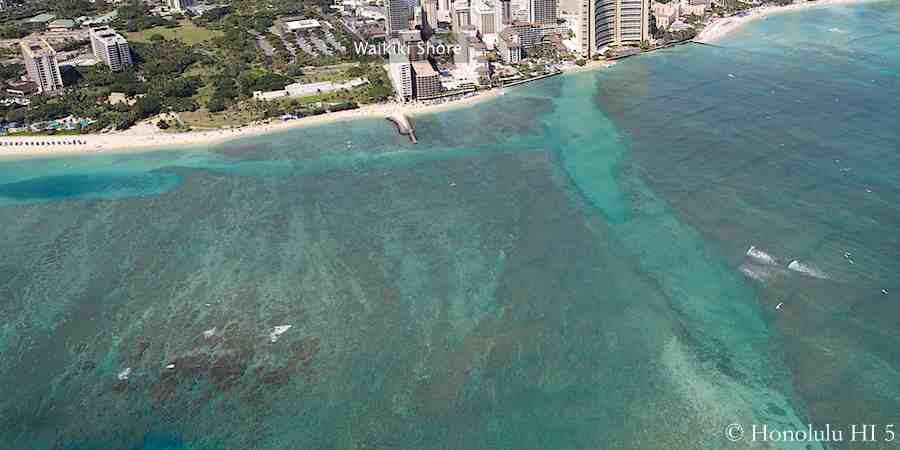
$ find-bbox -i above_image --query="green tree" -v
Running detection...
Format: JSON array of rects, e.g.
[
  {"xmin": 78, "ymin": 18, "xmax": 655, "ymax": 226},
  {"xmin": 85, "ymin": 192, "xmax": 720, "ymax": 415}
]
[{"xmin": 134, "ymin": 94, "xmax": 162, "ymax": 118}]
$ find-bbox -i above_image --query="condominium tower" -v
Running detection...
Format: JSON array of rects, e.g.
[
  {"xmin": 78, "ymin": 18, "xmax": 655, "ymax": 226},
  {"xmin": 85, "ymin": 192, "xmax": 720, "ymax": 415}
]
[
  {"xmin": 385, "ymin": 0, "xmax": 412, "ymax": 36},
  {"xmin": 529, "ymin": 0, "xmax": 557, "ymax": 25},
  {"xmin": 582, "ymin": 0, "xmax": 649, "ymax": 56},
  {"xmin": 90, "ymin": 26, "xmax": 133, "ymax": 72},
  {"xmin": 19, "ymin": 39, "xmax": 63, "ymax": 94}
]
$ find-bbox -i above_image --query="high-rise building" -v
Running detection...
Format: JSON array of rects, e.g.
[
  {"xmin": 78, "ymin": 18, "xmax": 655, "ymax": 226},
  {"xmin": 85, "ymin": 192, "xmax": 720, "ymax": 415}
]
[
  {"xmin": 385, "ymin": 0, "xmax": 412, "ymax": 36},
  {"xmin": 471, "ymin": 1, "xmax": 497, "ymax": 35},
  {"xmin": 451, "ymin": 0, "xmax": 471, "ymax": 30},
  {"xmin": 167, "ymin": 0, "xmax": 197, "ymax": 12},
  {"xmin": 19, "ymin": 39, "xmax": 63, "ymax": 94},
  {"xmin": 579, "ymin": 0, "xmax": 595, "ymax": 56},
  {"xmin": 411, "ymin": 61, "xmax": 442, "ymax": 99},
  {"xmin": 617, "ymin": 0, "xmax": 648, "ymax": 42},
  {"xmin": 90, "ymin": 26, "xmax": 133, "ymax": 72},
  {"xmin": 387, "ymin": 48, "xmax": 413, "ymax": 101},
  {"xmin": 529, "ymin": 0, "xmax": 557, "ymax": 25},
  {"xmin": 396, "ymin": 29, "xmax": 427, "ymax": 61},
  {"xmin": 589, "ymin": 0, "xmax": 648, "ymax": 54},
  {"xmin": 421, "ymin": 0, "xmax": 439, "ymax": 30},
  {"xmin": 499, "ymin": 0, "xmax": 513, "ymax": 24}
]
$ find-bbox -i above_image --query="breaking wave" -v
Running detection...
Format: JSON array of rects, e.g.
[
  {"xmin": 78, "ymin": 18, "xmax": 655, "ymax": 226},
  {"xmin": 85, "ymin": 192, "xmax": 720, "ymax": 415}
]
[
  {"xmin": 787, "ymin": 260, "xmax": 829, "ymax": 279},
  {"xmin": 739, "ymin": 264, "xmax": 775, "ymax": 283},
  {"xmin": 746, "ymin": 246, "xmax": 777, "ymax": 265}
]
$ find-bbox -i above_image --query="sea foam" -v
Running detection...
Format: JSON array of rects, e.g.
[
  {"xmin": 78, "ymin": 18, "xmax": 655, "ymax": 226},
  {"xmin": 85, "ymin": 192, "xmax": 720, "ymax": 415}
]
[
  {"xmin": 746, "ymin": 246, "xmax": 777, "ymax": 265},
  {"xmin": 787, "ymin": 260, "xmax": 829, "ymax": 279},
  {"xmin": 739, "ymin": 264, "xmax": 775, "ymax": 283}
]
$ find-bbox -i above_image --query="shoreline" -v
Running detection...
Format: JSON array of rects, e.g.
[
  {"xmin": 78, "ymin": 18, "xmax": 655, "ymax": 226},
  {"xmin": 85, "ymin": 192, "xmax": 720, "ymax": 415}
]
[
  {"xmin": 695, "ymin": 0, "xmax": 874, "ymax": 43},
  {"xmin": 0, "ymin": 89, "xmax": 504, "ymax": 159},
  {"xmin": 0, "ymin": 0, "xmax": 873, "ymax": 159}
]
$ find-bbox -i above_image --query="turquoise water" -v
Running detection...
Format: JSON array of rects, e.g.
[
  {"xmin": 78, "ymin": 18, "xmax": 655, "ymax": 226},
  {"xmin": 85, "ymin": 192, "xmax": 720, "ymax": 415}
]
[{"xmin": 2, "ymin": 2, "xmax": 899, "ymax": 448}]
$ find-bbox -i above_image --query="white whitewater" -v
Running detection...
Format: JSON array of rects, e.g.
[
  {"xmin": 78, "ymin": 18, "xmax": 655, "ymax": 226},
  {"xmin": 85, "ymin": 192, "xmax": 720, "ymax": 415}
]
[
  {"xmin": 746, "ymin": 246, "xmax": 777, "ymax": 265},
  {"xmin": 787, "ymin": 260, "xmax": 829, "ymax": 279}
]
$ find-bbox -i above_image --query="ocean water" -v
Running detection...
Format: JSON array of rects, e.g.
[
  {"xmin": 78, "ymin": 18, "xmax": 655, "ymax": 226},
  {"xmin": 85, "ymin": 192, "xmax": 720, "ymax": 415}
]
[{"xmin": 2, "ymin": 2, "xmax": 899, "ymax": 448}]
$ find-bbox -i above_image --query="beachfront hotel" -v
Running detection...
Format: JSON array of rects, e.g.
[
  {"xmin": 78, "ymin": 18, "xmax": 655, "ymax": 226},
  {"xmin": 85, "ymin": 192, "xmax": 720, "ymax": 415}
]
[
  {"xmin": 19, "ymin": 39, "xmax": 63, "ymax": 94},
  {"xmin": 387, "ymin": 50, "xmax": 414, "ymax": 102},
  {"xmin": 89, "ymin": 26, "xmax": 133, "ymax": 72},
  {"xmin": 529, "ymin": 0, "xmax": 558, "ymax": 25},
  {"xmin": 580, "ymin": 0, "xmax": 649, "ymax": 56},
  {"xmin": 411, "ymin": 61, "xmax": 443, "ymax": 100}
]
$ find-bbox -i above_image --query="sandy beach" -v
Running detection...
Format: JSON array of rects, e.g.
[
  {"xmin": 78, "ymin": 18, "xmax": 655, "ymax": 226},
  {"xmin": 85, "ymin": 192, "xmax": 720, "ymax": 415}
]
[
  {"xmin": 0, "ymin": 89, "xmax": 504, "ymax": 158},
  {"xmin": 695, "ymin": 0, "xmax": 873, "ymax": 43},
  {"xmin": 1, "ymin": 0, "xmax": 872, "ymax": 159}
]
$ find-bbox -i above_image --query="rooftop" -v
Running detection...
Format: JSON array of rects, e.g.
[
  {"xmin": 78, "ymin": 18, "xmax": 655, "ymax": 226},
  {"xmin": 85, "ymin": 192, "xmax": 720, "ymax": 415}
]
[
  {"xmin": 90, "ymin": 26, "xmax": 129, "ymax": 44},
  {"xmin": 412, "ymin": 61, "xmax": 437, "ymax": 76},
  {"xmin": 47, "ymin": 19, "xmax": 76, "ymax": 29},
  {"xmin": 284, "ymin": 19, "xmax": 322, "ymax": 31},
  {"xmin": 26, "ymin": 13, "xmax": 56, "ymax": 23},
  {"xmin": 20, "ymin": 39, "xmax": 56, "ymax": 57}
]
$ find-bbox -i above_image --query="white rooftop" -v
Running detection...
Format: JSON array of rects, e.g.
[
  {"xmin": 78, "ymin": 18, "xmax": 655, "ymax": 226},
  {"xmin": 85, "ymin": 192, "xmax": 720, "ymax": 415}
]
[{"xmin": 286, "ymin": 19, "xmax": 322, "ymax": 31}]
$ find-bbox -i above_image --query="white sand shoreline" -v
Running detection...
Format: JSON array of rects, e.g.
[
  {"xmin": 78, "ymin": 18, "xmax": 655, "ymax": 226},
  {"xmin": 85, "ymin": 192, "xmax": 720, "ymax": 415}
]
[
  {"xmin": 695, "ymin": 0, "xmax": 875, "ymax": 43},
  {"xmin": 0, "ymin": 89, "xmax": 504, "ymax": 159},
  {"xmin": 1, "ymin": 0, "xmax": 875, "ymax": 159}
]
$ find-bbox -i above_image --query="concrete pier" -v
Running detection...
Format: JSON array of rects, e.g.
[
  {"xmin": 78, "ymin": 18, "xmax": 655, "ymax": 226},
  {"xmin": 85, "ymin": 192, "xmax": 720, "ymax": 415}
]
[{"xmin": 386, "ymin": 113, "xmax": 417, "ymax": 144}]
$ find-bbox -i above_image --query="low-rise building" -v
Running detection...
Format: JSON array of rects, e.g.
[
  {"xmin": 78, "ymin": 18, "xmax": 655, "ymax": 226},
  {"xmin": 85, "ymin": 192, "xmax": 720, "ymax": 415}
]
[
  {"xmin": 252, "ymin": 78, "xmax": 369, "ymax": 100},
  {"xmin": 282, "ymin": 18, "xmax": 323, "ymax": 33}
]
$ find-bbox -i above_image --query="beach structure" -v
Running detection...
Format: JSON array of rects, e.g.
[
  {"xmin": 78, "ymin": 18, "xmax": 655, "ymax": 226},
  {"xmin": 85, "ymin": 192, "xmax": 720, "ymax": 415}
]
[
  {"xmin": 90, "ymin": 26, "xmax": 133, "ymax": 72},
  {"xmin": 20, "ymin": 39, "xmax": 64, "ymax": 94}
]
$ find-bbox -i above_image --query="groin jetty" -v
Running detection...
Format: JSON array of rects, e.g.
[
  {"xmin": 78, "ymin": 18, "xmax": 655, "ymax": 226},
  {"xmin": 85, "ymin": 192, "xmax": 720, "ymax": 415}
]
[{"xmin": 386, "ymin": 113, "xmax": 417, "ymax": 144}]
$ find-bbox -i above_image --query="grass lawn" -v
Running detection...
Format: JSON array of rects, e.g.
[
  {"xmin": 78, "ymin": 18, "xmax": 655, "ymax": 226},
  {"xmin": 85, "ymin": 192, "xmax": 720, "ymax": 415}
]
[
  {"xmin": 126, "ymin": 20, "xmax": 223, "ymax": 45},
  {"xmin": 179, "ymin": 107, "xmax": 259, "ymax": 130}
]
